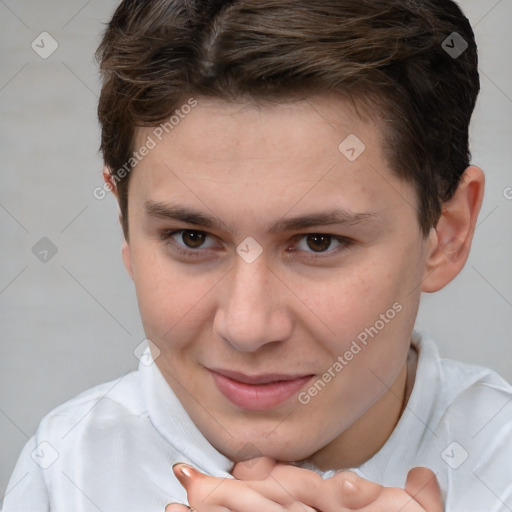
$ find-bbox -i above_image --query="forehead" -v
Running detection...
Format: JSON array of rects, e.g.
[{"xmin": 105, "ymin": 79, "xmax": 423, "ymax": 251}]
[
  {"xmin": 132, "ymin": 95, "xmax": 383, "ymax": 174},
  {"xmin": 128, "ymin": 95, "xmax": 416, "ymax": 231},
  {"xmin": 141, "ymin": 93, "xmax": 373, "ymax": 136}
]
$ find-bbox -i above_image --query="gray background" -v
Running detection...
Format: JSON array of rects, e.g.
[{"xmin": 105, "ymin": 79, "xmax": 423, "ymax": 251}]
[{"xmin": 1, "ymin": 0, "xmax": 511, "ymax": 502}]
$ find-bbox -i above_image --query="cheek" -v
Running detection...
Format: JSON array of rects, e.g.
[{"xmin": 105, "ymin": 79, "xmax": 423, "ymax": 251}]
[
  {"xmin": 291, "ymin": 256, "xmax": 414, "ymax": 384},
  {"xmin": 285, "ymin": 260, "xmax": 400, "ymax": 347},
  {"xmin": 319, "ymin": 265, "xmax": 416, "ymax": 411},
  {"xmin": 130, "ymin": 244, "xmax": 218, "ymax": 344},
  {"xmin": 298, "ymin": 302, "xmax": 411, "ymax": 435}
]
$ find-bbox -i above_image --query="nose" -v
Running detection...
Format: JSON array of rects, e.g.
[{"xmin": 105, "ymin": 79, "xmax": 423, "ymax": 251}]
[{"xmin": 213, "ymin": 258, "xmax": 293, "ymax": 352}]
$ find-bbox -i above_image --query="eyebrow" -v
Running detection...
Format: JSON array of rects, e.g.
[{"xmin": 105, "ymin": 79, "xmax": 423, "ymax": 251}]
[{"xmin": 144, "ymin": 201, "xmax": 378, "ymax": 233}]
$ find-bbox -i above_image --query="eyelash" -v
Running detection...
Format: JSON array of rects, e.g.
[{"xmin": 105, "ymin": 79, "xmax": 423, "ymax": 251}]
[{"xmin": 159, "ymin": 229, "xmax": 355, "ymax": 261}]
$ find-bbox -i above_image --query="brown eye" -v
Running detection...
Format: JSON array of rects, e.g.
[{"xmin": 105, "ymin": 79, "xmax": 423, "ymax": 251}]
[
  {"xmin": 161, "ymin": 229, "xmax": 221, "ymax": 258},
  {"xmin": 181, "ymin": 230, "xmax": 206, "ymax": 248},
  {"xmin": 306, "ymin": 234, "xmax": 332, "ymax": 252}
]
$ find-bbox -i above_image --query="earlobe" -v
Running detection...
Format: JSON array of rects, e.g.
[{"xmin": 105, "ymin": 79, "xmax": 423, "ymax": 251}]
[
  {"xmin": 121, "ymin": 240, "xmax": 134, "ymax": 280},
  {"xmin": 421, "ymin": 166, "xmax": 485, "ymax": 293}
]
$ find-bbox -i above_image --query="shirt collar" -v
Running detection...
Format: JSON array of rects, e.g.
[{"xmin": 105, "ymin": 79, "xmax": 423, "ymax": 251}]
[{"xmin": 139, "ymin": 349, "xmax": 233, "ymax": 477}]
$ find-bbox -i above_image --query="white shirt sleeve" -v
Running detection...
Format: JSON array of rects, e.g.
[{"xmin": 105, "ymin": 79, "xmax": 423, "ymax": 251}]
[{"xmin": 2, "ymin": 435, "xmax": 50, "ymax": 511}]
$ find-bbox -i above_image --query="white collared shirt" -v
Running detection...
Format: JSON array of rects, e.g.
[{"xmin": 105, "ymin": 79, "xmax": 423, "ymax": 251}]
[{"xmin": 3, "ymin": 331, "xmax": 512, "ymax": 511}]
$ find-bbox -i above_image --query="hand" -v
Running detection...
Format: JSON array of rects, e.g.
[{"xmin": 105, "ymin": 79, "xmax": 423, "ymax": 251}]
[
  {"xmin": 165, "ymin": 457, "xmax": 443, "ymax": 512},
  {"xmin": 234, "ymin": 458, "xmax": 443, "ymax": 511},
  {"xmin": 165, "ymin": 460, "xmax": 318, "ymax": 512}
]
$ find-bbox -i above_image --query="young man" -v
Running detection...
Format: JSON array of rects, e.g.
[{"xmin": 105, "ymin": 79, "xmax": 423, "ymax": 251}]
[{"xmin": 3, "ymin": 0, "xmax": 511, "ymax": 511}]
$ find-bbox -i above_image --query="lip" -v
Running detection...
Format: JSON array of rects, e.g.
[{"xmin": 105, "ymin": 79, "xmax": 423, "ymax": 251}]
[{"xmin": 208, "ymin": 368, "xmax": 314, "ymax": 411}]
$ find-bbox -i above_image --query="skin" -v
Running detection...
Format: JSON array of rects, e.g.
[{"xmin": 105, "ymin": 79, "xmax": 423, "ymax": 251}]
[
  {"xmin": 165, "ymin": 459, "xmax": 444, "ymax": 511},
  {"xmin": 107, "ymin": 94, "xmax": 484, "ymax": 508}
]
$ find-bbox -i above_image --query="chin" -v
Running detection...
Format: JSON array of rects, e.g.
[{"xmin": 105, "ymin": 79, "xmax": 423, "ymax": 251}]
[{"xmin": 230, "ymin": 436, "xmax": 319, "ymax": 463}]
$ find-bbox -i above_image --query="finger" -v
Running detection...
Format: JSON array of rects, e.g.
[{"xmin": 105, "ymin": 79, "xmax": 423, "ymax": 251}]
[
  {"xmin": 317, "ymin": 471, "xmax": 383, "ymax": 510},
  {"xmin": 173, "ymin": 463, "xmax": 197, "ymax": 492},
  {"xmin": 232, "ymin": 456, "xmax": 278, "ymax": 481},
  {"xmin": 250, "ymin": 463, "xmax": 324, "ymax": 505},
  {"xmin": 173, "ymin": 463, "xmax": 288, "ymax": 512},
  {"xmin": 164, "ymin": 504, "xmax": 192, "ymax": 512},
  {"xmin": 166, "ymin": 504, "xmax": 230, "ymax": 512},
  {"xmin": 247, "ymin": 466, "xmax": 381, "ymax": 512},
  {"xmin": 405, "ymin": 467, "xmax": 443, "ymax": 512}
]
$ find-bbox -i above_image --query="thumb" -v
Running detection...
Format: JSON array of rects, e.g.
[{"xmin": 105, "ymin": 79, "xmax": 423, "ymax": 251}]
[
  {"xmin": 172, "ymin": 463, "xmax": 202, "ymax": 491},
  {"xmin": 232, "ymin": 456, "xmax": 277, "ymax": 481},
  {"xmin": 165, "ymin": 504, "xmax": 191, "ymax": 512},
  {"xmin": 405, "ymin": 467, "xmax": 443, "ymax": 512}
]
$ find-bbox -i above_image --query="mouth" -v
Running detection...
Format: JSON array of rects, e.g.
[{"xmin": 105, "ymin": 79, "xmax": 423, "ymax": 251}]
[{"xmin": 208, "ymin": 368, "xmax": 314, "ymax": 411}]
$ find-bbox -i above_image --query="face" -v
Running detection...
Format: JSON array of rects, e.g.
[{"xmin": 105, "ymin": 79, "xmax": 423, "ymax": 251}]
[{"xmin": 123, "ymin": 96, "xmax": 431, "ymax": 468}]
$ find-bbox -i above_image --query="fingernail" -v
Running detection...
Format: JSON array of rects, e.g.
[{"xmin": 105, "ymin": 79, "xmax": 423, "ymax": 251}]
[
  {"xmin": 173, "ymin": 463, "xmax": 194, "ymax": 483},
  {"xmin": 343, "ymin": 478, "xmax": 356, "ymax": 492}
]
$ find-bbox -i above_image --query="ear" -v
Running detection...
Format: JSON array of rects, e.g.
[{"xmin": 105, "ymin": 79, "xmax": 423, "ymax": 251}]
[
  {"xmin": 122, "ymin": 240, "xmax": 134, "ymax": 281},
  {"xmin": 105, "ymin": 166, "xmax": 133, "ymax": 277},
  {"xmin": 103, "ymin": 167, "xmax": 118, "ymax": 199},
  {"xmin": 422, "ymin": 166, "xmax": 485, "ymax": 293}
]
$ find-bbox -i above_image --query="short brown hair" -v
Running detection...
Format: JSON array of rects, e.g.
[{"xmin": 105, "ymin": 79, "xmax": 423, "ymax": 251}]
[{"xmin": 96, "ymin": 0, "xmax": 479, "ymax": 239}]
